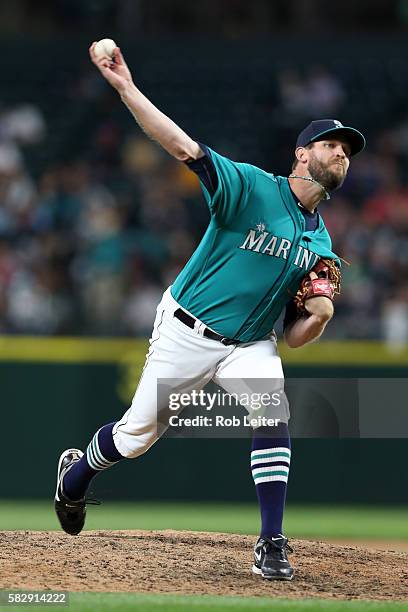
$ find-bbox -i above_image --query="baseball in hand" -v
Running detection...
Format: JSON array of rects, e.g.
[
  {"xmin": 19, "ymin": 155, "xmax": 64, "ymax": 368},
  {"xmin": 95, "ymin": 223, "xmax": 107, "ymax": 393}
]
[{"xmin": 94, "ymin": 38, "xmax": 117, "ymax": 59}]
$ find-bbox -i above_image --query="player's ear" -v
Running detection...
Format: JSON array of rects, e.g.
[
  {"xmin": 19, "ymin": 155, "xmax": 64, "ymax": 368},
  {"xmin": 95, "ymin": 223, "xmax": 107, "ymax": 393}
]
[{"xmin": 295, "ymin": 146, "xmax": 308, "ymax": 165}]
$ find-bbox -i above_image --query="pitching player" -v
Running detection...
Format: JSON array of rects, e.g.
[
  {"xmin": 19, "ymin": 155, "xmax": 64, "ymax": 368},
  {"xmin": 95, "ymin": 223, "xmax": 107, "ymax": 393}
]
[{"xmin": 54, "ymin": 43, "xmax": 365, "ymax": 580}]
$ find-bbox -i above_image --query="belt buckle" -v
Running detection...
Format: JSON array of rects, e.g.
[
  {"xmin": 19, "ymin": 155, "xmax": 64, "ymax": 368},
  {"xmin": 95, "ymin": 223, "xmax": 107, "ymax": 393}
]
[{"xmin": 221, "ymin": 337, "xmax": 234, "ymax": 346}]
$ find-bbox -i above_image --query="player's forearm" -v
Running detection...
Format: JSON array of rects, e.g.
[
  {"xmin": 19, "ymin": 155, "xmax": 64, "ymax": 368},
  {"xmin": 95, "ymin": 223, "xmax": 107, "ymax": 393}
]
[
  {"xmin": 119, "ymin": 82, "xmax": 201, "ymax": 161},
  {"xmin": 284, "ymin": 313, "xmax": 331, "ymax": 349}
]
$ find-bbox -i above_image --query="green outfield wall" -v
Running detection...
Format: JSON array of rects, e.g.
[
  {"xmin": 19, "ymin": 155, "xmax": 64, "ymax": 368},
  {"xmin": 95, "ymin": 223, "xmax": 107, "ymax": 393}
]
[{"xmin": 2, "ymin": 337, "xmax": 407, "ymax": 503}]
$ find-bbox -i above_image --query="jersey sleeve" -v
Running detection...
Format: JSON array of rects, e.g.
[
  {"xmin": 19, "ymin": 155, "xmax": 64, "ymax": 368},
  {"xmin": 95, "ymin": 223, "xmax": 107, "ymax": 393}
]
[{"xmin": 186, "ymin": 144, "xmax": 256, "ymax": 225}]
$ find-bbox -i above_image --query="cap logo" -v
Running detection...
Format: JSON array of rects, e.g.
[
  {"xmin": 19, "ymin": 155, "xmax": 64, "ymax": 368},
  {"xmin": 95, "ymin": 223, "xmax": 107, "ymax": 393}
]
[{"xmin": 333, "ymin": 120, "xmax": 343, "ymax": 128}]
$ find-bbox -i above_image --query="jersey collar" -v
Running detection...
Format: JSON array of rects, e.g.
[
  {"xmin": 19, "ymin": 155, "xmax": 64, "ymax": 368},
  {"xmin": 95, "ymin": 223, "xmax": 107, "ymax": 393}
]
[{"xmin": 287, "ymin": 180, "xmax": 322, "ymax": 231}]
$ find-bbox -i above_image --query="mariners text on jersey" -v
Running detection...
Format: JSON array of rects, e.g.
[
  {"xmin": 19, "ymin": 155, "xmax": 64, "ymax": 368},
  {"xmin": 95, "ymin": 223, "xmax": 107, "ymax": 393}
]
[
  {"xmin": 171, "ymin": 145, "xmax": 339, "ymax": 343},
  {"xmin": 239, "ymin": 228, "xmax": 320, "ymax": 270}
]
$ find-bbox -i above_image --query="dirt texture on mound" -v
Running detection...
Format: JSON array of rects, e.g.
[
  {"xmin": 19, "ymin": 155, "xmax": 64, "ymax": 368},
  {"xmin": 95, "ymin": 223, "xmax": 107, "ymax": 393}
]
[{"xmin": 1, "ymin": 530, "xmax": 407, "ymax": 601}]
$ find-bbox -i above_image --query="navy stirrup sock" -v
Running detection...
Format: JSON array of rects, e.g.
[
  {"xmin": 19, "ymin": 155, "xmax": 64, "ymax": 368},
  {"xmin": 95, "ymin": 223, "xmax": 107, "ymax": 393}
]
[
  {"xmin": 63, "ymin": 422, "xmax": 124, "ymax": 501},
  {"xmin": 251, "ymin": 422, "xmax": 291, "ymax": 538}
]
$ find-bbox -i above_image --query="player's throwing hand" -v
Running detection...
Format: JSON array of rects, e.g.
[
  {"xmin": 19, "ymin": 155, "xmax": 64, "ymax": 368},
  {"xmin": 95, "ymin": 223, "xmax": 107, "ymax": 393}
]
[{"xmin": 89, "ymin": 42, "xmax": 133, "ymax": 94}]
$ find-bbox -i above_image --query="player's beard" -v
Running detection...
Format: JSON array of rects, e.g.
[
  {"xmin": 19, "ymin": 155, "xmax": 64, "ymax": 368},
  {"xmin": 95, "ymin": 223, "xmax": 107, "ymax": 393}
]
[{"xmin": 307, "ymin": 154, "xmax": 346, "ymax": 192}]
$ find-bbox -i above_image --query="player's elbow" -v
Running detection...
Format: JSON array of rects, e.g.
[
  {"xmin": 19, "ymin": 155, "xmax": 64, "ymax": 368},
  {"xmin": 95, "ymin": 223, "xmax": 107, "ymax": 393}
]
[
  {"xmin": 284, "ymin": 335, "xmax": 303, "ymax": 349},
  {"xmin": 283, "ymin": 327, "xmax": 301, "ymax": 349},
  {"xmin": 283, "ymin": 323, "xmax": 325, "ymax": 348},
  {"xmin": 285, "ymin": 334, "xmax": 318, "ymax": 349},
  {"xmin": 172, "ymin": 139, "xmax": 203, "ymax": 162}
]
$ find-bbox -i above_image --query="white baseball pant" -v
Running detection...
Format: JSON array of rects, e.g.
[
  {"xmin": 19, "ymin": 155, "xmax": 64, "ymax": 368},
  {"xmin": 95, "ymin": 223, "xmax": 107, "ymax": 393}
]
[{"xmin": 112, "ymin": 287, "xmax": 288, "ymax": 458}]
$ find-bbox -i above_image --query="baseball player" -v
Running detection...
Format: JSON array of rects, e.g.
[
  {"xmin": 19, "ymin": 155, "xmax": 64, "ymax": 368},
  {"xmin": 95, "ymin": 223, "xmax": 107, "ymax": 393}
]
[{"xmin": 54, "ymin": 43, "xmax": 365, "ymax": 581}]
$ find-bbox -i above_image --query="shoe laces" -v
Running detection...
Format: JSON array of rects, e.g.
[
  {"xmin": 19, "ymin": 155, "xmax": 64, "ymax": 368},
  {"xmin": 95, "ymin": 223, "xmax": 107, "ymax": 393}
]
[{"xmin": 263, "ymin": 536, "xmax": 293, "ymax": 555}]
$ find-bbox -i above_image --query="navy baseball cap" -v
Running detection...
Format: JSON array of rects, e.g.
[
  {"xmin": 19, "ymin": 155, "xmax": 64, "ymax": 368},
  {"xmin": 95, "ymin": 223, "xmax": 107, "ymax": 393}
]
[{"xmin": 296, "ymin": 119, "xmax": 366, "ymax": 157}]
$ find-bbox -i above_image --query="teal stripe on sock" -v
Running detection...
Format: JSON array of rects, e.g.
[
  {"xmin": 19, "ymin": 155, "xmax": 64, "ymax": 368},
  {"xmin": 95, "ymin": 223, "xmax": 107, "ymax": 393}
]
[
  {"xmin": 92, "ymin": 435, "xmax": 112, "ymax": 467},
  {"xmin": 251, "ymin": 451, "xmax": 290, "ymax": 461},
  {"xmin": 88, "ymin": 441, "xmax": 106, "ymax": 470},
  {"xmin": 253, "ymin": 470, "xmax": 288, "ymax": 481}
]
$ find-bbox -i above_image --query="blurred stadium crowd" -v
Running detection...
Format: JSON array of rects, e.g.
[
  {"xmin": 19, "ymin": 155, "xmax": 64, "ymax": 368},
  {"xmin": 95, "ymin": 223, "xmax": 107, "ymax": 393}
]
[
  {"xmin": 0, "ymin": 48, "xmax": 407, "ymax": 345},
  {"xmin": 6, "ymin": 0, "xmax": 407, "ymax": 35}
]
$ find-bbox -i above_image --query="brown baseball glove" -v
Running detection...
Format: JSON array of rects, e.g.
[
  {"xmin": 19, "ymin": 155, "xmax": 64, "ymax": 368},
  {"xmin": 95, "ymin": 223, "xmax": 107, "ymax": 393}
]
[{"xmin": 294, "ymin": 258, "xmax": 341, "ymax": 314}]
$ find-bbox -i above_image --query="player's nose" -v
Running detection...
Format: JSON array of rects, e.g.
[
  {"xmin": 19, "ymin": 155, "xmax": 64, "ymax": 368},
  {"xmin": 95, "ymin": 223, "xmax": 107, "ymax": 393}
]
[{"xmin": 335, "ymin": 145, "xmax": 346, "ymax": 158}]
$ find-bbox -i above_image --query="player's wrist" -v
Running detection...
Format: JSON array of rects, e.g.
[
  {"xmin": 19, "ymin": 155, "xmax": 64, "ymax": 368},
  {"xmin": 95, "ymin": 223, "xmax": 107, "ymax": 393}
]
[
  {"xmin": 309, "ymin": 310, "xmax": 333, "ymax": 325},
  {"xmin": 304, "ymin": 296, "xmax": 334, "ymax": 319},
  {"xmin": 118, "ymin": 79, "xmax": 136, "ymax": 98}
]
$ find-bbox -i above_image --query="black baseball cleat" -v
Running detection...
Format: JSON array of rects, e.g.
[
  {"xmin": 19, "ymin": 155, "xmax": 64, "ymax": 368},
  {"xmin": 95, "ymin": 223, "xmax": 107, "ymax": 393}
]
[
  {"xmin": 54, "ymin": 448, "xmax": 90, "ymax": 536},
  {"xmin": 252, "ymin": 535, "xmax": 294, "ymax": 580}
]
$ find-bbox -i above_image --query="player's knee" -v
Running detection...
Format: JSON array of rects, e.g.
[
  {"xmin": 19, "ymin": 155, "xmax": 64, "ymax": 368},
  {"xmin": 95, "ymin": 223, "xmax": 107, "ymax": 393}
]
[{"xmin": 113, "ymin": 428, "xmax": 159, "ymax": 459}]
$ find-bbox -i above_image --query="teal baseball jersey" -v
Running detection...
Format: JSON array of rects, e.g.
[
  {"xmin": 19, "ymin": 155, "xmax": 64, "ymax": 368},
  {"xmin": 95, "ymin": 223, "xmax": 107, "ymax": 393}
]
[{"xmin": 171, "ymin": 146, "xmax": 339, "ymax": 343}]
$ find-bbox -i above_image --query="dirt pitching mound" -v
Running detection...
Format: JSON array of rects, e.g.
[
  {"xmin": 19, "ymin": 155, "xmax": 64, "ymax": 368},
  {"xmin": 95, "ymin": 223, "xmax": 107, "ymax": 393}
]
[{"xmin": 1, "ymin": 530, "xmax": 407, "ymax": 601}]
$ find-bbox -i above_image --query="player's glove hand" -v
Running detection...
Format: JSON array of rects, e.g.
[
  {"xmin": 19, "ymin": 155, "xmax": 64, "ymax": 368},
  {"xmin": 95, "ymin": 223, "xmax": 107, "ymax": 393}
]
[{"xmin": 294, "ymin": 258, "xmax": 341, "ymax": 315}]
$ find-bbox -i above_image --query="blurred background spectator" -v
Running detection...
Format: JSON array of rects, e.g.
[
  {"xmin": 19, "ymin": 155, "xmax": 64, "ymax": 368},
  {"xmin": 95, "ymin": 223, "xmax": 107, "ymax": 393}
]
[{"xmin": 0, "ymin": 0, "xmax": 407, "ymax": 341}]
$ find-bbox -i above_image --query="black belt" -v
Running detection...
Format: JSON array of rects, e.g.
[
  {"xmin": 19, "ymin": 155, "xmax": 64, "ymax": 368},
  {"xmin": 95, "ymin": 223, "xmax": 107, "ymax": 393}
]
[{"xmin": 174, "ymin": 308, "xmax": 240, "ymax": 346}]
